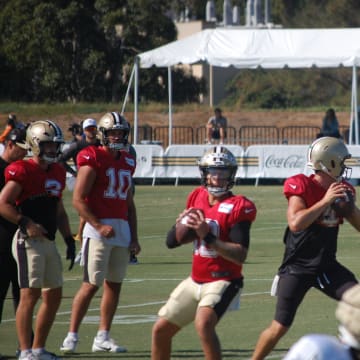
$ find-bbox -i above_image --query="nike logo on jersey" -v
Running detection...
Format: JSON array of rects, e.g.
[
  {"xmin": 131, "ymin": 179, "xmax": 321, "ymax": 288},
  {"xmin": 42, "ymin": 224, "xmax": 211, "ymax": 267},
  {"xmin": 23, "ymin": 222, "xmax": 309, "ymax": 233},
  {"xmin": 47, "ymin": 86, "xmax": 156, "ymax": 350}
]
[
  {"xmin": 244, "ymin": 208, "xmax": 254, "ymax": 214},
  {"xmin": 82, "ymin": 155, "xmax": 90, "ymax": 160},
  {"xmin": 289, "ymin": 184, "xmax": 297, "ymax": 189},
  {"xmin": 8, "ymin": 170, "xmax": 15, "ymax": 175}
]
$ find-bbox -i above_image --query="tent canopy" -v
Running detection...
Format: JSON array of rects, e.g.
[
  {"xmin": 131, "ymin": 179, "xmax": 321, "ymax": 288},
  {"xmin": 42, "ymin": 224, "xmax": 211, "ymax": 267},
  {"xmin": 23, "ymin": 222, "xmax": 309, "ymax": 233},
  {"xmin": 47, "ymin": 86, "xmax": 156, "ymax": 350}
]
[
  {"xmin": 138, "ymin": 28, "xmax": 360, "ymax": 69},
  {"xmin": 132, "ymin": 28, "xmax": 360, "ymax": 144}
]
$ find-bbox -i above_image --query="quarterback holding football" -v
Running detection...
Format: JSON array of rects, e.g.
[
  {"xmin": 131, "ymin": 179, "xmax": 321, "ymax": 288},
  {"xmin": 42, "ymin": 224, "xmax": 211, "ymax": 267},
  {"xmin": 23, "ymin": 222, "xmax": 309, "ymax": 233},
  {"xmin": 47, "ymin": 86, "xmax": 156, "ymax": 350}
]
[
  {"xmin": 152, "ymin": 145, "xmax": 257, "ymax": 360},
  {"xmin": 252, "ymin": 136, "xmax": 360, "ymax": 360}
]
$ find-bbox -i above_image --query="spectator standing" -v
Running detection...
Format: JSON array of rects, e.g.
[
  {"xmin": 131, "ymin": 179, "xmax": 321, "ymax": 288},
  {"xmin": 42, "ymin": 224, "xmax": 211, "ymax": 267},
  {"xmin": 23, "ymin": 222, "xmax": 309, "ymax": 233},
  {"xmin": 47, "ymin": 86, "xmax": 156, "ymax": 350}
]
[
  {"xmin": 59, "ymin": 118, "xmax": 100, "ymax": 178},
  {"xmin": 0, "ymin": 128, "xmax": 28, "ymax": 358},
  {"xmin": 251, "ymin": 137, "xmax": 360, "ymax": 360},
  {"xmin": 207, "ymin": 108, "xmax": 227, "ymax": 144},
  {"xmin": 60, "ymin": 112, "xmax": 140, "ymax": 354},
  {"xmin": 318, "ymin": 108, "xmax": 341, "ymax": 138},
  {"xmin": 0, "ymin": 120, "xmax": 75, "ymax": 360},
  {"xmin": 151, "ymin": 145, "xmax": 257, "ymax": 360},
  {"xmin": 283, "ymin": 284, "xmax": 360, "ymax": 360}
]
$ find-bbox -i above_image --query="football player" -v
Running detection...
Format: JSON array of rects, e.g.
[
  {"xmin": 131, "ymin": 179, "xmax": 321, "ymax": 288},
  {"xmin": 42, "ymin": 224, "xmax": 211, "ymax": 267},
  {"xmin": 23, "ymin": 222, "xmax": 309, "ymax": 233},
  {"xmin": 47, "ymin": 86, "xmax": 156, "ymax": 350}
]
[
  {"xmin": 0, "ymin": 128, "xmax": 29, "ymax": 358},
  {"xmin": 252, "ymin": 137, "xmax": 360, "ymax": 360},
  {"xmin": 0, "ymin": 120, "xmax": 75, "ymax": 360},
  {"xmin": 61, "ymin": 112, "xmax": 140, "ymax": 354},
  {"xmin": 151, "ymin": 146, "xmax": 257, "ymax": 360}
]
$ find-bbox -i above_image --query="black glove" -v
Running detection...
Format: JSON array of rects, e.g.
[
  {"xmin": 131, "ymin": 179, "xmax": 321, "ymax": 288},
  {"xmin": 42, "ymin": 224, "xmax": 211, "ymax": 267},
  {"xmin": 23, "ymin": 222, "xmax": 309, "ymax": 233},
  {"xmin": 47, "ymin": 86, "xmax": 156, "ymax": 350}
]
[{"xmin": 64, "ymin": 236, "xmax": 76, "ymax": 270}]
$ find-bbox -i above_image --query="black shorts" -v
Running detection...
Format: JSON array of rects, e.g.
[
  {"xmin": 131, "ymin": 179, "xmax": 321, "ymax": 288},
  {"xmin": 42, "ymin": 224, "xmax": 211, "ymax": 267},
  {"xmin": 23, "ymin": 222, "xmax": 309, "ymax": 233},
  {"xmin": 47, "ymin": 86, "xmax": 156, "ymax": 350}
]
[
  {"xmin": 275, "ymin": 262, "xmax": 357, "ymax": 327},
  {"xmin": 212, "ymin": 129, "xmax": 220, "ymax": 140}
]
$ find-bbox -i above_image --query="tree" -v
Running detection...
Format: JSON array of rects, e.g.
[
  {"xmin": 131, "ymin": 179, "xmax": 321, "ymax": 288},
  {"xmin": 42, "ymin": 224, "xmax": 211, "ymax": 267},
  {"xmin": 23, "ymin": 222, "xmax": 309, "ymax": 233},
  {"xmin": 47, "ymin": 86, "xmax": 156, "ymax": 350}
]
[
  {"xmin": 0, "ymin": 0, "xmax": 202, "ymax": 103},
  {"xmin": 95, "ymin": 0, "xmax": 177, "ymax": 102},
  {"xmin": 1, "ymin": 0, "xmax": 360, "ymax": 106},
  {"xmin": 0, "ymin": 0, "xmax": 109, "ymax": 102}
]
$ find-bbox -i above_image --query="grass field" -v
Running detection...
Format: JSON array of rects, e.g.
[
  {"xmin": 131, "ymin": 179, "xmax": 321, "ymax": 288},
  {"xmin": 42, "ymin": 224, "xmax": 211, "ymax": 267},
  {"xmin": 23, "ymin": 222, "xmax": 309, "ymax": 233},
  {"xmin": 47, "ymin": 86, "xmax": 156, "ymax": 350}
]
[{"xmin": 1, "ymin": 184, "xmax": 360, "ymax": 359}]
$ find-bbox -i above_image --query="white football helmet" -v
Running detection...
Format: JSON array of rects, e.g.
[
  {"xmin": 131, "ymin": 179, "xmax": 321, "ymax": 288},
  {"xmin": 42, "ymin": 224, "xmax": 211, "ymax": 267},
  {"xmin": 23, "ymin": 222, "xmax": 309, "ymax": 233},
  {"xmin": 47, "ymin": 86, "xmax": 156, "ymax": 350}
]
[
  {"xmin": 307, "ymin": 136, "xmax": 351, "ymax": 180},
  {"xmin": 98, "ymin": 112, "xmax": 130, "ymax": 151},
  {"xmin": 26, "ymin": 120, "xmax": 64, "ymax": 163},
  {"xmin": 198, "ymin": 146, "xmax": 238, "ymax": 196}
]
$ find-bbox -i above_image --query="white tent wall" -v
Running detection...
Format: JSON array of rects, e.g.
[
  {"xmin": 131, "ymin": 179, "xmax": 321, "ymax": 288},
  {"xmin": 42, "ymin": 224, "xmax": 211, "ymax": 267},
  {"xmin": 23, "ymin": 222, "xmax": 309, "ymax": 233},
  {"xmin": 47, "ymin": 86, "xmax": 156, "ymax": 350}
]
[{"xmin": 129, "ymin": 28, "xmax": 360, "ymax": 145}]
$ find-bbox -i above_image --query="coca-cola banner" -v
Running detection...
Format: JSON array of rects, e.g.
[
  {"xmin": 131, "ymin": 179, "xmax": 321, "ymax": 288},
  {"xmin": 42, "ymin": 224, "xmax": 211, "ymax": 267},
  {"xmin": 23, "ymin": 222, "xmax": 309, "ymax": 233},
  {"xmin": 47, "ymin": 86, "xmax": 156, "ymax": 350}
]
[
  {"xmin": 126, "ymin": 144, "xmax": 360, "ymax": 181},
  {"xmin": 245, "ymin": 145, "xmax": 309, "ymax": 179},
  {"xmin": 61, "ymin": 143, "xmax": 360, "ymax": 188}
]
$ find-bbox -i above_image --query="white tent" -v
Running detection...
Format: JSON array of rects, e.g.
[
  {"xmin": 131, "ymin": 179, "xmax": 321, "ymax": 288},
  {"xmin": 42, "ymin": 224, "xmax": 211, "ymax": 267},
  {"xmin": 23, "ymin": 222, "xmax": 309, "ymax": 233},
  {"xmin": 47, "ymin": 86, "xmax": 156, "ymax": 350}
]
[{"xmin": 129, "ymin": 28, "xmax": 360, "ymax": 144}]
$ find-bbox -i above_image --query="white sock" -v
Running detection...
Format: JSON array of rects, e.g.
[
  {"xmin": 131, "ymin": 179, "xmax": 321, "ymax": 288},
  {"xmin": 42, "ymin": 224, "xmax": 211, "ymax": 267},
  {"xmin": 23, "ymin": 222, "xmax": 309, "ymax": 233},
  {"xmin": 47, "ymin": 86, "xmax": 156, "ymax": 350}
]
[
  {"xmin": 20, "ymin": 350, "xmax": 32, "ymax": 358},
  {"xmin": 68, "ymin": 331, "xmax": 78, "ymax": 339},
  {"xmin": 32, "ymin": 348, "xmax": 45, "ymax": 355},
  {"xmin": 97, "ymin": 330, "xmax": 109, "ymax": 339}
]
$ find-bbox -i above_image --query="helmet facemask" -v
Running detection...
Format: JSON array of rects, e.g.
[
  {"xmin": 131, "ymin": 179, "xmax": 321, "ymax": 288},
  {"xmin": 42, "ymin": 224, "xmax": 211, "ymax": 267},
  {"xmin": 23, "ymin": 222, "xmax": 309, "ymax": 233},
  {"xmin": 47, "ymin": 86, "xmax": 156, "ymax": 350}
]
[
  {"xmin": 198, "ymin": 146, "xmax": 238, "ymax": 197},
  {"xmin": 200, "ymin": 166, "xmax": 236, "ymax": 196},
  {"xmin": 26, "ymin": 120, "xmax": 64, "ymax": 163},
  {"xmin": 39, "ymin": 142, "xmax": 63, "ymax": 163},
  {"xmin": 101, "ymin": 129, "xmax": 129, "ymax": 151},
  {"xmin": 98, "ymin": 112, "xmax": 130, "ymax": 151}
]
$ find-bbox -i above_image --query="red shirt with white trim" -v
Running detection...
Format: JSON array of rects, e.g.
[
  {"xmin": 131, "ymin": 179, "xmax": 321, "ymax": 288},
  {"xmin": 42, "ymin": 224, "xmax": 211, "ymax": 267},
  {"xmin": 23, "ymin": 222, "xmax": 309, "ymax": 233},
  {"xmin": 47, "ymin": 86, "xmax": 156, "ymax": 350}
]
[
  {"xmin": 76, "ymin": 145, "xmax": 135, "ymax": 220},
  {"xmin": 187, "ymin": 186, "xmax": 256, "ymax": 283},
  {"xmin": 5, "ymin": 159, "xmax": 66, "ymax": 240}
]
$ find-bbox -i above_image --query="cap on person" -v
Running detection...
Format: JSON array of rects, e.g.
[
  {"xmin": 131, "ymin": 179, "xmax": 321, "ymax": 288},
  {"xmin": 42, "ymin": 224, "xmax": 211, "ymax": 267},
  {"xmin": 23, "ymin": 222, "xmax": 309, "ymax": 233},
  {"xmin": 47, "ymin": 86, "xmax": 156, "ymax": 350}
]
[
  {"xmin": 6, "ymin": 128, "xmax": 28, "ymax": 149},
  {"xmin": 82, "ymin": 118, "xmax": 97, "ymax": 130},
  {"xmin": 336, "ymin": 284, "xmax": 360, "ymax": 348}
]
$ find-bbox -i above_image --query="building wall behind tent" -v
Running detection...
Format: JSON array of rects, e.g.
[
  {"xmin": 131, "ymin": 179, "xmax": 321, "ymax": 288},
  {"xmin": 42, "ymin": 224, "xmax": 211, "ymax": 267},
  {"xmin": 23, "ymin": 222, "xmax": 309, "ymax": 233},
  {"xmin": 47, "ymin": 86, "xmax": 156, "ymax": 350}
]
[{"xmin": 176, "ymin": 20, "xmax": 239, "ymax": 106}]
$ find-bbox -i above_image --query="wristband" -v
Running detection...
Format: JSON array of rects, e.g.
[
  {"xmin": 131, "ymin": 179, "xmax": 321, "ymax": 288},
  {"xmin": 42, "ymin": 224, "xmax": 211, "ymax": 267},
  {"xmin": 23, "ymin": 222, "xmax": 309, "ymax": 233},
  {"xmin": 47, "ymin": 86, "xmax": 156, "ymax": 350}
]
[
  {"xmin": 203, "ymin": 232, "xmax": 216, "ymax": 245},
  {"xmin": 18, "ymin": 216, "xmax": 31, "ymax": 234}
]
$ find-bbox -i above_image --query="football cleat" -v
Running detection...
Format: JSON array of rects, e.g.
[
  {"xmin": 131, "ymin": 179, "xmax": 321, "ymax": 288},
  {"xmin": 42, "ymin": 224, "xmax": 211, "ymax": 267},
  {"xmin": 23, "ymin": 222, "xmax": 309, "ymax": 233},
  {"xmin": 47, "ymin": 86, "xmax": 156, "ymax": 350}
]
[
  {"xmin": 60, "ymin": 334, "xmax": 78, "ymax": 353},
  {"xmin": 92, "ymin": 336, "xmax": 127, "ymax": 353}
]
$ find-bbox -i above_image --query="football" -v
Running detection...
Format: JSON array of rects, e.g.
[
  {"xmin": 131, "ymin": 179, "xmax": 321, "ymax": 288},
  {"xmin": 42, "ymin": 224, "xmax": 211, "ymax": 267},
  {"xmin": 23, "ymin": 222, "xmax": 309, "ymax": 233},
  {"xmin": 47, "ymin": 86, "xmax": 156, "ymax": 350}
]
[
  {"xmin": 175, "ymin": 208, "xmax": 203, "ymax": 244},
  {"xmin": 331, "ymin": 189, "xmax": 355, "ymax": 218}
]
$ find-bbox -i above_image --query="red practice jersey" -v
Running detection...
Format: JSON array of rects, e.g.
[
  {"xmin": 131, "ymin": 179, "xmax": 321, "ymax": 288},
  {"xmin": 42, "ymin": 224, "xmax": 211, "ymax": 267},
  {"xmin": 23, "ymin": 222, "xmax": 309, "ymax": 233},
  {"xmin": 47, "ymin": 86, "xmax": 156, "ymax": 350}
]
[
  {"xmin": 5, "ymin": 159, "xmax": 66, "ymax": 240},
  {"xmin": 76, "ymin": 145, "xmax": 135, "ymax": 220},
  {"xmin": 186, "ymin": 186, "xmax": 257, "ymax": 283},
  {"xmin": 284, "ymin": 174, "xmax": 355, "ymax": 227}
]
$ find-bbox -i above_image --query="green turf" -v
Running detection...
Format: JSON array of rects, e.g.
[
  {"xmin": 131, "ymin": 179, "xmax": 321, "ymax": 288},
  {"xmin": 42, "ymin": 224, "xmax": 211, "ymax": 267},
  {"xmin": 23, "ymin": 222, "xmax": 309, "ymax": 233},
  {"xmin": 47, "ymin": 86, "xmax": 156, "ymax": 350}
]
[{"xmin": 1, "ymin": 185, "xmax": 359, "ymax": 359}]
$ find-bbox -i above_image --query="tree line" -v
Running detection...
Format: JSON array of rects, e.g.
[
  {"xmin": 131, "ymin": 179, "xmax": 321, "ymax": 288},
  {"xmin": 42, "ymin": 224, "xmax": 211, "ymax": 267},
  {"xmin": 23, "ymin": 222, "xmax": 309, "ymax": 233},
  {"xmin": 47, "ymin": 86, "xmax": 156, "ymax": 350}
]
[{"xmin": 0, "ymin": 0, "xmax": 360, "ymax": 108}]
